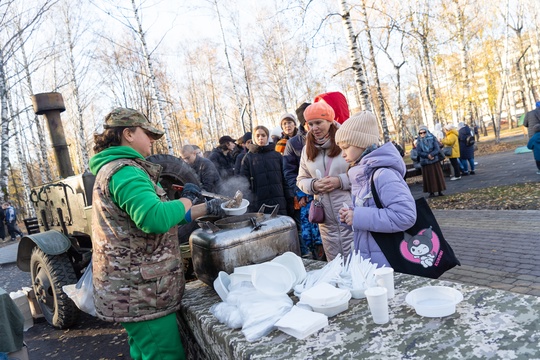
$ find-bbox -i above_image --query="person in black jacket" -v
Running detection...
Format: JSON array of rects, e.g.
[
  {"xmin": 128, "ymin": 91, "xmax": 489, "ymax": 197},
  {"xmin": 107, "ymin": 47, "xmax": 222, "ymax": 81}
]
[
  {"xmin": 283, "ymin": 103, "xmax": 323, "ymax": 258},
  {"xmin": 457, "ymin": 122, "xmax": 476, "ymax": 175},
  {"xmin": 208, "ymin": 135, "xmax": 236, "ymax": 180},
  {"xmin": 234, "ymin": 132, "xmax": 252, "ymax": 175},
  {"xmin": 181, "ymin": 145, "xmax": 221, "ymax": 193},
  {"xmin": 240, "ymin": 125, "xmax": 288, "ymax": 215}
]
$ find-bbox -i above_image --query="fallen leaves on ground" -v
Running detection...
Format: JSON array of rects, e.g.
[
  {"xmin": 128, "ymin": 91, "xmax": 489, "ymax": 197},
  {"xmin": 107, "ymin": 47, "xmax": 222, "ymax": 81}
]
[{"xmin": 428, "ymin": 182, "xmax": 540, "ymax": 210}]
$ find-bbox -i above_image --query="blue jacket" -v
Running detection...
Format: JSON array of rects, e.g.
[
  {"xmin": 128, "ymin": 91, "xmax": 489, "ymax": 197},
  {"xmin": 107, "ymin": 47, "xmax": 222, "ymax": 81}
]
[
  {"xmin": 416, "ymin": 131, "xmax": 442, "ymax": 165},
  {"xmin": 458, "ymin": 125, "xmax": 475, "ymax": 160},
  {"xmin": 349, "ymin": 142, "xmax": 417, "ymax": 267},
  {"xmin": 527, "ymin": 132, "xmax": 540, "ymax": 161},
  {"xmin": 283, "ymin": 126, "xmax": 308, "ymax": 198}
]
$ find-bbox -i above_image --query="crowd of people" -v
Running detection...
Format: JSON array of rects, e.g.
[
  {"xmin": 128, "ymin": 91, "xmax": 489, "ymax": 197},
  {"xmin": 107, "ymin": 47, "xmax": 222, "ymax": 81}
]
[
  {"xmin": 411, "ymin": 121, "xmax": 480, "ymax": 198},
  {"xmin": 87, "ymin": 96, "xmax": 539, "ymax": 360}
]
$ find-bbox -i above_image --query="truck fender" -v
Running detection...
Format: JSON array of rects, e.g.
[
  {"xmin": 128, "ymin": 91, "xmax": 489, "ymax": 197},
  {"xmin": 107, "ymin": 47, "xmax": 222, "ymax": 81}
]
[{"xmin": 17, "ymin": 230, "xmax": 71, "ymax": 272}]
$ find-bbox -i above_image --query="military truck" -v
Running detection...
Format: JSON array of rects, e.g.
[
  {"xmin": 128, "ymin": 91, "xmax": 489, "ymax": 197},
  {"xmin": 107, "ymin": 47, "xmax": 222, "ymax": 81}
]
[{"xmin": 17, "ymin": 92, "xmax": 200, "ymax": 328}]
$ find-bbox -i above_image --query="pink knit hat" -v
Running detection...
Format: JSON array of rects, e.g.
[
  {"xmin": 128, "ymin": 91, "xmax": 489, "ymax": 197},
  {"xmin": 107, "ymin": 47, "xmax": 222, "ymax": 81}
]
[{"xmin": 303, "ymin": 102, "xmax": 335, "ymax": 122}]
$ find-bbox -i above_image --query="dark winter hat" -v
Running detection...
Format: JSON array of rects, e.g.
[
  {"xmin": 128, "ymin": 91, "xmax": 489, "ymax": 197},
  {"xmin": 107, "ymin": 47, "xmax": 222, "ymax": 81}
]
[
  {"xmin": 335, "ymin": 111, "xmax": 379, "ymax": 148},
  {"xmin": 104, "ymin": 108, "xmax": 164, "ymax": 139},
  {"xmin": 296, "ymin": 102, "xmax": 311, "ymax": 127},
  {"xmin": 219, "ymin": 135, "xmax": 236, "ymax": 145},
  {"xmin": 238, "ymin": 132, "xmax": 252, "ymax": 144}
]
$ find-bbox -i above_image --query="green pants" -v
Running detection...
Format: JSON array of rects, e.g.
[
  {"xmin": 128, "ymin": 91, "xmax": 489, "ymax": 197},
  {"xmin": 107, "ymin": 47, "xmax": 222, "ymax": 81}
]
[{"xmin": 122, "ymin": 313, "xmax": 185, "ymax": 360}]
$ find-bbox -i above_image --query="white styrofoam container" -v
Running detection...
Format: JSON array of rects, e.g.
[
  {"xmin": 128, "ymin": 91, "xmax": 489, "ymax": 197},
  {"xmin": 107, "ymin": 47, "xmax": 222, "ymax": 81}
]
[{"xmin": 9, "ymin": 291, "xmax": 33, "ymax": 331}]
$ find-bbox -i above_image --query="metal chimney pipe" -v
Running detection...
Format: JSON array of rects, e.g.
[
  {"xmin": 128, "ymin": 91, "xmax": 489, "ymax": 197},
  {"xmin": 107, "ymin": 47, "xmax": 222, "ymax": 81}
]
[{"xmin": 30, "ymin": 92, "xmax": 75, "ymax": 179}]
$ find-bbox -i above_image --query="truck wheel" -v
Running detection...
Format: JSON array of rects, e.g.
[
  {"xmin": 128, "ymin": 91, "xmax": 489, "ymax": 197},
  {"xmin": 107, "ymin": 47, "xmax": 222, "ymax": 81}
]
[
  {"xmin": 146, "ymin": 154, "xmax": 201, "ymax": 200},
  {"xmin": 30, "ymin": 247, "xmax": 80, "ymax": 329},
  {"xmin": 147, "ymin": 154, "xmax": 202, "ymax": 244}
]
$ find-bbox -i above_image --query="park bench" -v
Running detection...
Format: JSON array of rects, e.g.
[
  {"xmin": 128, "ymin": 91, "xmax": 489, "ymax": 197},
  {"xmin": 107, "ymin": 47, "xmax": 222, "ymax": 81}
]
[{"xmin": 404, "ymin": 160, "xmax": 452, "ymax": 179}]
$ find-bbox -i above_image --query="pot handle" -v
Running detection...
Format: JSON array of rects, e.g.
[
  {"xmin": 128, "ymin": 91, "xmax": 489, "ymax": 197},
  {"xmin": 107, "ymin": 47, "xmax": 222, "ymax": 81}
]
[
  {"xmin": 198, "ymin": 221, "xmax": 221, "ymax": 233},
  {"xmin": 257, "ymin": 204, "xmax": 279, "ymax": 218}
]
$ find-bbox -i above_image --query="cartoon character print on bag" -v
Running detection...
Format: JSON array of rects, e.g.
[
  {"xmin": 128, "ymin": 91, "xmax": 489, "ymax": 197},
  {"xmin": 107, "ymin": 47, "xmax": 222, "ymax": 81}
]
[{"xmin": 399, "ymin": 227, "xmax": 440, "ymax": 268}]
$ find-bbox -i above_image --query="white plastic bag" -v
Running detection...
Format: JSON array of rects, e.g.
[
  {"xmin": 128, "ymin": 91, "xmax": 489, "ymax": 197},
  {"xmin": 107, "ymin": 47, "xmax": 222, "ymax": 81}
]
[{"xmin": 63, "ymin": 260, "xmax": 96, "ymax": 316}]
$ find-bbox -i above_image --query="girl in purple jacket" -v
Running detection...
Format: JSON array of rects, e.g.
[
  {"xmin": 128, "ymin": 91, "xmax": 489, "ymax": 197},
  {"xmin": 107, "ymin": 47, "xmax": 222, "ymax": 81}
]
[{"xmin": 336, "ymin": 111, "xmax": 416, "ymax": 267}]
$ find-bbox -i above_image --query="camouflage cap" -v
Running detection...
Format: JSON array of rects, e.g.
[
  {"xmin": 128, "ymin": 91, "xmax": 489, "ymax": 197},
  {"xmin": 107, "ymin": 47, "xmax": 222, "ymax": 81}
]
[{"xmin": 103, "ymin": 108, "xmax": 164, "ymax": 139}]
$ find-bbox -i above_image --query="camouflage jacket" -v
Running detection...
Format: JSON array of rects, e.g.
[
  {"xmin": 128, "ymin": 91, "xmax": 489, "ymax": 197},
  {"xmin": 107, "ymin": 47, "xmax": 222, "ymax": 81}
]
[{"xmin": 92, "ymin": 157, "xmax": 185, "ymax": 323}]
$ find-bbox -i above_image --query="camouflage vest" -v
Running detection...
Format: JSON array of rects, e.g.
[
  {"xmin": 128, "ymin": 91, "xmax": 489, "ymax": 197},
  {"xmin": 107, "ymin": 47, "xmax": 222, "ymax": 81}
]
[{"xmin": 91, "ymin": 157, "xmax": 184, "ymax": 323}]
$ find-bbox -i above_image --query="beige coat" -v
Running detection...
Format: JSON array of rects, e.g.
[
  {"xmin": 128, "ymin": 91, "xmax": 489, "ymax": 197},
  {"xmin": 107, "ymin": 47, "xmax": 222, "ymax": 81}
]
[{"xmin": 297, "ymin": 141, "xmax": 353, "ymax": 261}]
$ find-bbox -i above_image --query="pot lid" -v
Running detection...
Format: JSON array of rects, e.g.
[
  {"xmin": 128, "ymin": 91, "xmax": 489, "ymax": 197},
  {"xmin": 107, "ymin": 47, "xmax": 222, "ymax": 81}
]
[{"xmin": 214, "ymin": 213, "xmax": 265, "ymax": 229}]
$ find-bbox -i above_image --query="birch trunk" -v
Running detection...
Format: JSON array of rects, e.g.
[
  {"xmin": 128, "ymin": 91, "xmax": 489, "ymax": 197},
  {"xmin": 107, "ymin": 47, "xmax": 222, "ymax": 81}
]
[
  {"xmin": 7, "ymin": 88, "xmax": 34, "ymax": 217},
  {"xmin": 213, "ymin": 0, "xmax": 243, "ymax": 130},
  {"xmin": 359, "ymin": 0, "xmax": 389, "ymax": 142},
  {"xmin": 454, "ymin": 0, "xmax": 472, "ymax": 123},
  {"xmin": 0, "ymin": 48, "xmax": 10, "ymax": 200},
  {"xmin": 339, "ymin": 0, "xmax": 371, "ymax": 111},
  {"xmin": 18, "ymin": 32, "xmax": 51, "ymax": 183},
  {"xmin": 131, "ymin": 0, "xmax": 174, "ymax": 154},
  {"xmin": 234, "ymin": 19, "xmax": 253, "ymax": 132},
  {"xmin": 64, "ymin": 7, "xmax": 89, "ymax": 172}
]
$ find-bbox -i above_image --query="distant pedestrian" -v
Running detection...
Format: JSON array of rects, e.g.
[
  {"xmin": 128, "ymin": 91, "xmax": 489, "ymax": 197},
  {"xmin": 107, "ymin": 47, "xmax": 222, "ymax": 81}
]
[
  {"xmin": 181, "ymin": 145, "xmax": 221, "ymax": 193},
  {"xmin": 441, "ymin": 124, "xmax": 461, "ymax": 180},
  {"xmin": 240, "ymin": 125, "xmax": 289, "ymax": 215},
  {"xmin": 526, "ymin": 124, "xmax": 540, "ymax": 175},
  {"xmin": 208, "ymin": 135, "xmax": 236, "ymax": 180},
  {"xmin": 2, "ymin": 202, "xmax": 23, "ymax": 240},
  {"xmin": 473, "ymin": 124, "xmax": 480, "ymax": 142},
  {"xmin": 457, "ymin": 122, "xmax": 476, "ymax": 175},
  {"xmin": 523, "ymin": 101, "xmax": 540, "ymax": 139},
  {"xmin": 234, "ymin": 132, "xmax": 252, "ymax": 175},
  {"xmin": 0, "ymin": 207, "xmax": 6, "ymax": 242},
  {"xmin": 416, "ymin": 126, "xmax": 446, "ymax": 197},
  {"xmin": 275, "ymin": 113, "xmax": 298, "ymax": 155}
]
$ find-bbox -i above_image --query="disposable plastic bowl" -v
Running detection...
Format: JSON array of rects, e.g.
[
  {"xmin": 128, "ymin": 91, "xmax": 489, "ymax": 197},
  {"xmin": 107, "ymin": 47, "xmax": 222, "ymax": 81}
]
[
  {"xmin": 252, "ymin": 262, "xmax": 294, "ymax": 295},
  {"xmin": 309, "ymin": 291, "xmax": 352, "ymax": 317},
  {"xmin": 213, "ymin": 271, "xmax": 230, "ymax": 302},
  {"xmin": 233, "ymin": 264, "xmax": 259, "ymax": 276},
  {"xmin": 271, "ymin": 252, "xmax": 307, "ymax": 286},
  {"xmin": 405, "ymin": 286, "xmax": 463, "ymax": 317},
  {"xmin": 221, "ymin": 199, "xmax": 249, "ymax": 216},
  {"xmin": 301, "ymin": 283, "xmax": 351, "ymax": 307},
  {"xmin": 228, "ymin": 273, "xmax": 252, "ymax": 287}
]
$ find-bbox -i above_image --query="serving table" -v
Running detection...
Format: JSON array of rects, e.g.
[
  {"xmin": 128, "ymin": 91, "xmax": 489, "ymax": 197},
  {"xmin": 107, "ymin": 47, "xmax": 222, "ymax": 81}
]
[{"xmin": 177, "ymin": 260, "xmax": 540, "ymax": 359}]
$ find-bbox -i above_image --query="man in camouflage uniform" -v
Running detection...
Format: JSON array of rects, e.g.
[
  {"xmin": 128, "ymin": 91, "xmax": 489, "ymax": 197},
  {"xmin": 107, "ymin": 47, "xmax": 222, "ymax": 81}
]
[{"xmin": 90, "ymin": 108, "xmax": 223, "ymax": 360}]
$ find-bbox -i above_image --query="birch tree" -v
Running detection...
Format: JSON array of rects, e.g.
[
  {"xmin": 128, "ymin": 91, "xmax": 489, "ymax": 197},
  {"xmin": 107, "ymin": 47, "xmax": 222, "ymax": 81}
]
[
  {"xmin": 339, "ymin": 0, "xmax": 371, "ymax": 111},
  {"xmin": 0, "ymin": 0, "xmax": 55, "ymax": 199},
  {"xmin": 358, "ymin": 0, "xmax": 390, "ymax": 142}
]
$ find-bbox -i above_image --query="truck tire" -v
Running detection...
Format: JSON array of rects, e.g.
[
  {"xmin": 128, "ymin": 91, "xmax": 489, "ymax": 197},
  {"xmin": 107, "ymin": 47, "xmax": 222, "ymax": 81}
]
[
  {"xmin": 146, "ymin": 154, "xmax": 201, "ymax": 200},
  {"xmin": 30, "ymin": 247, "xmax": 80, "ymax": 329},
  {"xmin": 146, "ymin": 154, "xmax": 202, "ymax": 244}
]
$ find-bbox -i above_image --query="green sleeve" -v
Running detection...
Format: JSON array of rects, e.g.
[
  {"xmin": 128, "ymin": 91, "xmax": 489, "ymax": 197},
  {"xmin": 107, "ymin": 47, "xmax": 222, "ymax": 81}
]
[{"xmin": 109, "ymin": 165, "xmax": 188, "ymax": 234}]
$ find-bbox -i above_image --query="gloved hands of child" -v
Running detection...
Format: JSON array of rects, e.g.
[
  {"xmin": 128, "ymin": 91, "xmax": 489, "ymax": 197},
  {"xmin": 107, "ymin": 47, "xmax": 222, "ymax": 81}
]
[
  {"xmin": 181, "ymin": 183, "xmax": 201, "ymax": 203},
  {"xmin": 206, "ymin": 199, "xmax": 226, "ymax": 217}
]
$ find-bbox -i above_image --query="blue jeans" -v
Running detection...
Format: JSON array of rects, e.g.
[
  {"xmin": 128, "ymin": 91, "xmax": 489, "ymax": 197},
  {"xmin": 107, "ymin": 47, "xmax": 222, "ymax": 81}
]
[{"xmin": 459, "ymin": 158, "xmax": 475, "ymax": 173}]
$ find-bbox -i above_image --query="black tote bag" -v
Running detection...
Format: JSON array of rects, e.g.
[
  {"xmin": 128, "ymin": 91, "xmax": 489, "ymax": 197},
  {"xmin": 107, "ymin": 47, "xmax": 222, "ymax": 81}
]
[{"xmin": 369, "ymin": 169, "xmax": 460, "ymax": 279}]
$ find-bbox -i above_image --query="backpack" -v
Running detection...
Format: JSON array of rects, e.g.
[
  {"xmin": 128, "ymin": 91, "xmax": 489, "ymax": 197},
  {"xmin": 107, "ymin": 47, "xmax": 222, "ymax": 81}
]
[{"xmin": 466, "ymin": 135, "xmax": 475, "ymax": 147}]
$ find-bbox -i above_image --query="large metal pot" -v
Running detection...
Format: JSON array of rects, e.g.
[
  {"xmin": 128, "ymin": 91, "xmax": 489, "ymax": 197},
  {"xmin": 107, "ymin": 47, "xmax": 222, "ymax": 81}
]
[{"xmin": 189, "ymin": 205, "xmax": 300, "ymax": 286}]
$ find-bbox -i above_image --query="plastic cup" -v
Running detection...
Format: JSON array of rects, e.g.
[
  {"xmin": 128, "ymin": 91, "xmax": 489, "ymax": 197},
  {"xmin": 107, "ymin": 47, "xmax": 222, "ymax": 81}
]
[
  {"xmin": 364, "ymin": 287, "xmax": 389, "ymax": 324},
  {"xmin": 374, "ymin": 267, "xmax": 395, "ymax": 299}
]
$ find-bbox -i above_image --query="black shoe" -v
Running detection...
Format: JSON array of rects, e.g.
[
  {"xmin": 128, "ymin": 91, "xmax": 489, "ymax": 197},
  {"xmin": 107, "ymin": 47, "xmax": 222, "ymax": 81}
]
[
  {"xmin": 470, "ymin": 171, "xmax": 475, "ymax": 175},
  {"xmin": 462, "ymin": 172, "xmax": 469, "ymax": 176},
  {"xmin": 438, "ymin": 192, "xmax": 444, "ymax": 196},
  {"xmin": 428, "ymin": 193, "xmax": 436, "ymax": 198}
]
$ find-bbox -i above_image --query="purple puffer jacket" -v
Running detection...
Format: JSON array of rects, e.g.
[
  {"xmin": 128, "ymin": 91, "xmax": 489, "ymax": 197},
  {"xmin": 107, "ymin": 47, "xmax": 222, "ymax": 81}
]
[{"xmin": 348, "ymin": 142, "xmax": 416, "ymax": 267}]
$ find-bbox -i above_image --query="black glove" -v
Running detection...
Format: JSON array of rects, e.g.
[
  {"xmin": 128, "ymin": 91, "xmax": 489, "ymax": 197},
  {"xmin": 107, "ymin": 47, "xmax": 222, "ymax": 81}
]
[
  {"xmin": 181, "ymin": 183, "xmax": 201, "ymax": 203},
  {"xmin": 206, "ymin": 199, "xmax": 226, "ymax": 217}
]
